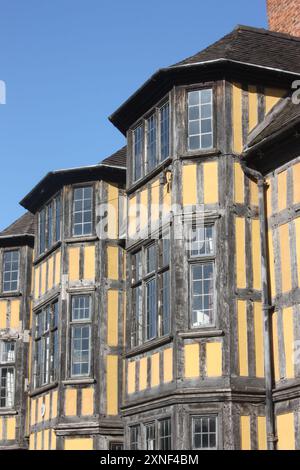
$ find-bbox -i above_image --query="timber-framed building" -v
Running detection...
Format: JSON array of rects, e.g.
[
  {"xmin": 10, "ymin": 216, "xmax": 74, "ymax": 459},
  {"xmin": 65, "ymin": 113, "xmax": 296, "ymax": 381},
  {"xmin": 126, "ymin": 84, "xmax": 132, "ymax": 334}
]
[{"xmin": 0, "ymin": 0, "xmax": 300, "ymax": 451}]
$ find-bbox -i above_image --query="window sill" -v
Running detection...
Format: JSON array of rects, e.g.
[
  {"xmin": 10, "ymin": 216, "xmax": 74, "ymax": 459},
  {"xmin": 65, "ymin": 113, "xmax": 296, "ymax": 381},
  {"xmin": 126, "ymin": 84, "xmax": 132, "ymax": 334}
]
[
  {"xmin": 178, "ymin": 329, "xmax": 224, "ymax": 339},
  {"xmin": 180, "ymin": 148, "xmax": 221, "ymax": 160},
  {"xmin": 65, "ymin": 235, "xmax": 98, "ymax": 245},
  {"xmin": 29, "ymin": 381, "xmax": 58, "ymax": 397},
  {"xmin": 0, "ymin": 409, "xmax": 18, "ymax": 416},
  {"xmin": 125, "ymin": 335, "xmax": 173, "ymax": 358},
  {"xmin": 62, "ymin": 378, "xmax": 96, "ymax": 386},
  {"xmin": 34, "ymin": 241, "xmax": 62, "ymax": 266},
  {"xmin": 127, "ymin": 158, "xmax": 172, "ymax": 195},
  {"xmin": 0, "ymin": 291, "xmax": 22, "ymax": 299}
]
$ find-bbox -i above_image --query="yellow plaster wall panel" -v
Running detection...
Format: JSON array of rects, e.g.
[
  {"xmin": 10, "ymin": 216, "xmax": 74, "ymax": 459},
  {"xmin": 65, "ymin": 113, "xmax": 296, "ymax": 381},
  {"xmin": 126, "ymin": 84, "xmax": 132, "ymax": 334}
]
[
  {"xmin": 44, "ymin": 429, "xmax": 49, "ymax": 450},
  {"xmin": 44, "ymin": 393, "xmax": 50, "ymax": 422},
  {"xmin": 265, "ymin": 88, "xmax": 286, "ymax": 115},
  {"xmin": 162, "ymin": 183, "xmax": 171, "ymax": 219},
  {"xmin": 81, "ymin": 388, "xmax": 94, "ymax": 416},
  {"xmin": 128, "ymin": 196, "xmax": 137, "ymax": 238},
  {"xmin": 279, "ymin": 223, "xmax": 292, "ymax": 293},
  {"xmin": 248, "ymin": 85, "xmax": 258, "ymax": 132},
  {"xmin": 48, "ymin": 256, "xmax": 54, "ymax": 291},
  {"xmin": 51, "ymin": 390, "xmax": 58, "ymax": 419},
  {"xmin": 151, "ymin": 181, "xmax": 160, "ymax": 228},
  {"xmin": 50, "ymin": 430, "xmax": 56, "ymax": 450},
  {"xmin": 206, "ymin": 342, "xmax": 222, "ymax": 377},
  {"xmin": 29, "ymin": 433, "xmax": 35, "ymax": 450},
  {"xmin": 0, "ymin": 417, "xmax": 2, "ymax": 440},
  {"xmin": 140, "ymin": 189, "xmax": 148, "ymax": 232},
  {"xmin": 268, "ymin": 230, "xmax": 276, "ymax": 299},
  {"xmin": 235, "ymin": 217, "xmax": 247, "ymax": 289},
  {"xmin": 266, "ymin": 178, "xmax": 272, "ymax": 218},
  {"xmin": 254, "ymin": 302, "xmax": 264, "ymax": 378},
  {"xmin": 283, "ymin": 307, "xmax": 295, "ymax": 379},
  {"xmin": 107, "ymin": 246, "xmax": 119, "ymax": 280},
  {"xmin": 30, "ymin": 398, "xmax": 36, "ymax": 426},
  {"xmin": 250, "ymin": 179, "xmax": 259, "ymax": 206},
  {"xmin": 294, "ymin": 217, "xmax": 300, "ymax": 286},
  {"xmin": 6, "ymin": 417, "xmax": 16, "ymax": 440},
  {"xmin": 64, "ymin": 438, "xmax": 93, "ymax": 451},
  {"xmin": 10, "ymin": 299, "xmax": 20, "ymax": 329},
  {"xmin": 127, "ymin": 361, "xmax": 136, "ymax": 395},
  {"xmin": 65, "ymin": 389, "xmax": 77, "ymax": 416},
  {"xmin": 184, "ymin": 344, "xmax": 199, "ymax": 378},
  {"xmin": 293, "ymin": 162, "xmax": 300, "ymax": 204},
  {"xmin": 163, "ymin": 348, "xmax": 173, "ymax": 383},
  {"xmin": 234, "ymin": 162, "xmax": 245, "ymax": 204},
  {"xmin": 37, "ymin": 396, "xmax": 43, "ymax": 423},
  {"xmin": 232, "ymin": 83, "xmax": 243, "ymax": 154},
  {"xmin": 41, "ymin": 261, "xmax": 47, "ymax": 296},
  {"xmin": 139, "ymin": 357, "xmax": 148, "ymax": 391},
  {"xmin": 237, "ymin": 300, "xmax": 249, "ymax": 376},
  {"xmin": 151, "ymin": 353, "xmax": 160, "ymax": 388},
  {"xmin": 106, "ymin": 355, "xmax": 118, "ymax": 416},
  {"xmin": 277, "ymin": 413, "xmax": 295, "ymax": 450},
  {"xmin": 257, "ymin": 416, "xmax": 267, "ymax": 450},
  {"xmin": 277, "ymin": 170, "xmax": 287, "ymax": 212},
  {"xmin": 107, "ymin": 290, "xmax": 119, "ymax": 347},
  {"xmin": 36, "ymin": 431, "xmax": 42, "ymax": 450},
  {"xmin": 251, "ymin": 219, "xmax": 261, "ymax": 290},
  {"xmin": 84, "ymin": 245, "xmax": 96, "ymax": 280},
  {"xmin": 0, "ymin": 300, "xmax": 7, "ymax": 329},
  {"xmin": 107, "ymin": 183, "xmax": 119, "ymax": 239},
  {"xmin": 34, "ymin": 266, "xmax": 40, "ymax": 299},
  {"xmin": 203, "ymin": 161, "xmax": 218, "ymax": 204},
  {"xmin": 68, "ymin": 246, "xmax": 80, "ymax": 281},
  {"xmin": 272, "ymin": 312, "xmax": 280, "ymax": 382},
  {"xmin": 54, "ymin": 250, "xmax": 61, "ymax": 286},
  {"xmin": 182, "ymin": 164, "xmax": 197, "ymax": 206},
  {"xmin": 240, "ymin": 416, "xmax": 251, "ymax": 450}
]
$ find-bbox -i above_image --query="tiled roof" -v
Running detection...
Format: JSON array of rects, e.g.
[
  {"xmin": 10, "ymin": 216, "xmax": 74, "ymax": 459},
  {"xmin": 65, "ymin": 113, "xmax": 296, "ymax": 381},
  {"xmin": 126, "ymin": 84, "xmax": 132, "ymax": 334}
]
[
  {"xmin": 247, "ymin": 98, "xmax": 300, "ymax": 148},
  {"xmin": 100, "ymin": 146, "xmax": 127, "ymax": 168},
  {"xmin": 172, "ymin": 25, "xmax": 300, "ymax": 75},
  {"xmin": 0, "ymin": 212, "xmax": 35, "ymax": 238}
]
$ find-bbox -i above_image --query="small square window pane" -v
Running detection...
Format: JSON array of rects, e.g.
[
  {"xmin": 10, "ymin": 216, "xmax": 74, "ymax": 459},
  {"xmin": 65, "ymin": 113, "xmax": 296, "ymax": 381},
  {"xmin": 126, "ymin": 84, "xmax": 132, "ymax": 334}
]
[
  {"xmin": 189, "ymin": 136, "xmax": 200, "ymax": 150},
  {"xmin": 201, "ymin": 134, "xmax": 213, "ymax": 149},
  {"xmin": 189, "ymin": 121, "xmax": 200, "ymax": 135},
  {"xmin": 201, "ymin": 104, "xmax": 212, "ymax": 119},
  {"xmin": 201, "ymin": 89, "xmax": 212, "ymax": 104},
  {"xmin": 189, "ymin": 91, "xmax": 200, "ymax": 106},
  {"xmin": 189, "ymin": 106, "xmax": 200, "ymax": 120},
  {"xmin": 201, "ymin": 119, "xmax": 212, "ymax": 133}
]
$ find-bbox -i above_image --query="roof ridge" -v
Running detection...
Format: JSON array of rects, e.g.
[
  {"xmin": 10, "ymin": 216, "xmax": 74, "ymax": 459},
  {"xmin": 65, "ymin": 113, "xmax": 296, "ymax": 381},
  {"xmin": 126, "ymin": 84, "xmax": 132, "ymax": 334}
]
[{"xmin": 235, "ymin": 24, "xmax": 300, "ymax": 43}]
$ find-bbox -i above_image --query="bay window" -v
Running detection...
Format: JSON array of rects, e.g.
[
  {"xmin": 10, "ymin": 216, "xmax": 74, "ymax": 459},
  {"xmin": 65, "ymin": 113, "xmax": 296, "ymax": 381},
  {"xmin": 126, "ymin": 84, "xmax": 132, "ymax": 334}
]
[
  {"xmin": 188, "ymin": 89, "xmax": 213, "ymax": 151},
  {"xmin": 70, "ymin": 295, "xmax": 92, "ymax": 377},
  {"xmin": 0, "ymin": 341, "xmax": 15, "ymax": 408},
  {"xmin": 189, "ymin": 225, "xmax": 215, "ymax": 327},
  {"xmin": 34, "ymin": 300, "xmax": 59, "ymax": 389},
  {"xmin": 2, "ymin": 250, "xmax": 20, "ymax": 293},
  {"xmin": 132, "ymin": 100, "xmax": 170, "ymax": 183},
  {"xmin": 131, "ymin": 234, "xmax": 170, "ymax": 347},
  {"xmin": 38, "ymin": 194, "xmax": 62, "ymax": 255}
]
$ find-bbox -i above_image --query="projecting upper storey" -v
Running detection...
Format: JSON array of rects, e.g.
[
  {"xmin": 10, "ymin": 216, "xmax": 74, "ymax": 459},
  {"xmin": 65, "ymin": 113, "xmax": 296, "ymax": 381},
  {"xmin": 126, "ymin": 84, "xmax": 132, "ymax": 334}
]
[
  {"xmin": 110, "ymin": 25, "xmax": 300, "ymax": 136},
  {"xmin": 109, "ymin": 25, "xmax": 300, "ymax": 189}
]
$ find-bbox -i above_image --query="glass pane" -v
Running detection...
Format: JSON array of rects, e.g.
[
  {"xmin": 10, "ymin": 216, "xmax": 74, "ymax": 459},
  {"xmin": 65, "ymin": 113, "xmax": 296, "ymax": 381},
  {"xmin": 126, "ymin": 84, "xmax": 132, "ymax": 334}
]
[{"xmin": 134, "ymin": 126, "xmax": 143, "ymax": 181}]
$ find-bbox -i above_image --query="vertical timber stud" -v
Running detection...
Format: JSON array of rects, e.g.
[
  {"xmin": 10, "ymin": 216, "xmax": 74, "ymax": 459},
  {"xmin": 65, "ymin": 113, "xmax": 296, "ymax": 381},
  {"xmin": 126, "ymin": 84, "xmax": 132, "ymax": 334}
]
[{"xmin": 258, "ymin": 177, "xmax": 276, "ymax": 450}]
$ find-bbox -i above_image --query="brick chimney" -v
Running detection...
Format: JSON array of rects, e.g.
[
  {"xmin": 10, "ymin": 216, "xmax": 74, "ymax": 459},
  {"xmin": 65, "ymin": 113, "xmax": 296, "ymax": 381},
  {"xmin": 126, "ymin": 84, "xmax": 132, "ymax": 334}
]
[{"xmin": 267, "ymin": 0, "xmax": 300, "ymax": 37}]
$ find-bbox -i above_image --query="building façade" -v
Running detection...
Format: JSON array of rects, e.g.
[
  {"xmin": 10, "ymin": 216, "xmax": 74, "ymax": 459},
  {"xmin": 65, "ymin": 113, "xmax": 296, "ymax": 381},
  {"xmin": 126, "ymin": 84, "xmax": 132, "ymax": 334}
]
[{"xmin": 0, "ymin": 19, "xmax": 300, "ymax": 450}]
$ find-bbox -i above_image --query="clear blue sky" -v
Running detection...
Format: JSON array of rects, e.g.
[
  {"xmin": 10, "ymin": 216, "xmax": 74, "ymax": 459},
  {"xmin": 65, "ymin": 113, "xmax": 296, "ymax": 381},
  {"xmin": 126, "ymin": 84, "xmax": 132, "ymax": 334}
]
[{"xmin": 0, "ymin": 0, "xmax": 267, "ymax": 230}]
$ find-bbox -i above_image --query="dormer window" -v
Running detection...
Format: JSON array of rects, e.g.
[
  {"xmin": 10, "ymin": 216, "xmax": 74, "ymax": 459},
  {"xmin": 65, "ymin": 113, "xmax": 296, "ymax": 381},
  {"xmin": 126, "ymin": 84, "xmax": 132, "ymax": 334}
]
[
  {"xmin": 132, "ymin": 100, "xmax": 170, "ymax": 183},
  {"xmin": 188, "ymin": 89, "xmax": 213, "ymax": 151}
]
